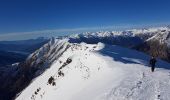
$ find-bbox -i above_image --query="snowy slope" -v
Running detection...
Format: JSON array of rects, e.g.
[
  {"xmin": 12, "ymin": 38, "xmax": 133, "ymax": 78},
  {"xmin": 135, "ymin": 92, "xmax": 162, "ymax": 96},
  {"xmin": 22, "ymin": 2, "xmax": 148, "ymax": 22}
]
[{"xmin": 16, "ymin": 40, "xmax": 170, "ymax": 100}]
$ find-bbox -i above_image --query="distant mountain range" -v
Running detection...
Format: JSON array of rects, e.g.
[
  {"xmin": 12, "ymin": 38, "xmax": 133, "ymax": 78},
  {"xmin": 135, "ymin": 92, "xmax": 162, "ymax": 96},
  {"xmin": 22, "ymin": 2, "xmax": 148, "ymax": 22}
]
[{"xmin": 0, "ymin": 37, "xmax": 49, "ymax": 53}]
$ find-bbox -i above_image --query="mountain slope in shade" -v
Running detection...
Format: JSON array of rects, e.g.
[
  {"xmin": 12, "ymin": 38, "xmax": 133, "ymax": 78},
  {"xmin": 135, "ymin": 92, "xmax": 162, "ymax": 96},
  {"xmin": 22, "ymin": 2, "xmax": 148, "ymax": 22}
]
[
  {"xmin": 134, "ymin": 28, "xmax": 170, "ymax": 62},
  {"xmin": 16, "ymin": 40, "xmax": 170, "ymax": 100}
]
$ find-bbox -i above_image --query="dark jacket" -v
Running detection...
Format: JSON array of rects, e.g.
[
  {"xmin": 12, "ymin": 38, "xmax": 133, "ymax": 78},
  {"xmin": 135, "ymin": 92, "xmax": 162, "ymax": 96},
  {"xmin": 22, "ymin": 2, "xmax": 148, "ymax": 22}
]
[{"xmin": 150, "ymin": 58, "xmax": 157, "ymax": 66}]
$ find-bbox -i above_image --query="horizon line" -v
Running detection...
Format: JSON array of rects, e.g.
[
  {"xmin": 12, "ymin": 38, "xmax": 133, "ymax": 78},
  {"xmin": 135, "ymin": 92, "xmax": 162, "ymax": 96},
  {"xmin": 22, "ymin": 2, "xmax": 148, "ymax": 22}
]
[{"xmin": 0, "ymin": 23, "xmax": 169, "ymax": 41}]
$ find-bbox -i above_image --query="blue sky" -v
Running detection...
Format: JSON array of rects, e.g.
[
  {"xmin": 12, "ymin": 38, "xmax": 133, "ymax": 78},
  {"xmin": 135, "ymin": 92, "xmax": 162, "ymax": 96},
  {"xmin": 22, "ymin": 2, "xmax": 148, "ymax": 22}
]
[{"xmin": 0, "ymin": 0, "xmax": 170, "ymax": 41}]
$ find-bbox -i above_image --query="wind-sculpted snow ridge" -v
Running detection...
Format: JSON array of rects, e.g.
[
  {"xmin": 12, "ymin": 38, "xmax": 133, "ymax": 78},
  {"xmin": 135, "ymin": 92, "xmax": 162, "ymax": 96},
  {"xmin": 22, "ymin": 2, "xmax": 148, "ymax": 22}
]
[
  {"xmin": 23, "ymin": 38, "xmax": 71, "ymax": 77},
  {"xmin": 16, "ymin": 39, "xmax": 170, "ymax": 100}
]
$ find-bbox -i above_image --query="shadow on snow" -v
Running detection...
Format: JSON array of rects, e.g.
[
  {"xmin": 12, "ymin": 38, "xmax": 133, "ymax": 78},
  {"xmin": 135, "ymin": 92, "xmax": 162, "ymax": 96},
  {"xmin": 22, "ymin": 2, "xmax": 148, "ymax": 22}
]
[{"xmin": 98, "ymin": 44, "xmax": 170, "ymax": 70}]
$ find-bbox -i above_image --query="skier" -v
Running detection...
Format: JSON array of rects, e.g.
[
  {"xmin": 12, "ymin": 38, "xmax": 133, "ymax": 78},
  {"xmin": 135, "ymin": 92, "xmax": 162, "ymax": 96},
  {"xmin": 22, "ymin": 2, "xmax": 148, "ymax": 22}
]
[{"xmin": 149, "ymin": 56, "xmax": 157, "ymax": 72}]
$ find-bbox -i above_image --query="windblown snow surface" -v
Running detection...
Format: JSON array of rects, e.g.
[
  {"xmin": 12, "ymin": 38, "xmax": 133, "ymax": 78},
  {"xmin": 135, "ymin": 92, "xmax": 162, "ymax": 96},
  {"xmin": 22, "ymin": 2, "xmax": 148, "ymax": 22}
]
[{"xmin": 16, "ymin": 40, "xmax": 170, "ymax": 100}]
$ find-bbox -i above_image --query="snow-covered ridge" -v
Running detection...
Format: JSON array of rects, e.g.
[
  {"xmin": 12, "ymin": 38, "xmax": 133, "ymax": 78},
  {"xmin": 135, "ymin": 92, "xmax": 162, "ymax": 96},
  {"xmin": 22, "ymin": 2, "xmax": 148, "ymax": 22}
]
[
  {"xmin": 15, "ymin": 26, "xmax": 170, "ymax": 100},
  {"xmin": 16, "ymin": 41, "xmax": 111, "ymax": 100},
  {"xmin": 23, "ymin": 38, "xmax": 71, "ymax": 77},
  {"xmin": 16, "ymin": 36, "xmax": 170, "ymax": 100}
]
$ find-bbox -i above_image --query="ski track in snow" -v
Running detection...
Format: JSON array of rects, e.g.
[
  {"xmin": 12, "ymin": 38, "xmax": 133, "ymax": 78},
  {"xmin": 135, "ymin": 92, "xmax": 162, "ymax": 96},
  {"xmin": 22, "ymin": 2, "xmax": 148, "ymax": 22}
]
[{"xmin": 16, "ymin": 42, "xmax": 170, "ymax": 100}]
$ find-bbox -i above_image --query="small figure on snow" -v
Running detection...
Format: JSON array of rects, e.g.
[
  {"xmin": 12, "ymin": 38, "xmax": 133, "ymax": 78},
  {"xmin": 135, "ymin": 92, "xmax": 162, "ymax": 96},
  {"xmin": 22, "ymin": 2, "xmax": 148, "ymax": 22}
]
[{"xmin": 149, "ymin": 56, "xmax": 157, "ymax": 72}]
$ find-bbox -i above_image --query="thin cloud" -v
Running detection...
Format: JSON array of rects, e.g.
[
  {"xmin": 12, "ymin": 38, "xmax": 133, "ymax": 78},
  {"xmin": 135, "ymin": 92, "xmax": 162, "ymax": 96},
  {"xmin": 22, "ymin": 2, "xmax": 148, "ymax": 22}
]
[
  {"xmin": 0, "ymin": 25, "xmax": 133, "ymax": 36},
  {"xmin": 0, "ymin": 23, "xmax": 168, "ymax": 41}
]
